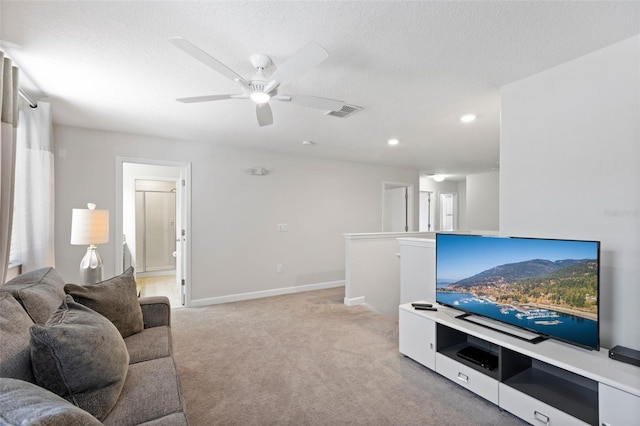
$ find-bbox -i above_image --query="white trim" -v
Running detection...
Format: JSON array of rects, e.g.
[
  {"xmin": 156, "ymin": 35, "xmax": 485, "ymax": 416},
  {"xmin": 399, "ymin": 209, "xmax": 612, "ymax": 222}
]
[
  {"xmin": 189, "ymin": 281, "xmax": 345, "ymax": 307},
  {"xmin": 344, "ymin": 231, "xmax": 434, "ymax": 241},
  {"xmin": 397, "ymin": 237, "xmax": 436, "ymax": 248},
  {"xmin": 343, "ymin": 296, "xmax": 366, "ymax": 306}
]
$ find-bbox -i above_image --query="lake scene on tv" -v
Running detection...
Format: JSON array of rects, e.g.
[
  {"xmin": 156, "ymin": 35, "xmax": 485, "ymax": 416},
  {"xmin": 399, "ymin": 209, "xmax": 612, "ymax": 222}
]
[{"xmin": 436, "ymin": 234, "xmax": 599, "ymax": 349}]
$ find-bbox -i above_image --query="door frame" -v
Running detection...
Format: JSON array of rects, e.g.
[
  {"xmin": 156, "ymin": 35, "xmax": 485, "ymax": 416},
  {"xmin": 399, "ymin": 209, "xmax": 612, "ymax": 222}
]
[{"xmin": 115, "ymin": 157, "xmax": 192, "ymax": 307}]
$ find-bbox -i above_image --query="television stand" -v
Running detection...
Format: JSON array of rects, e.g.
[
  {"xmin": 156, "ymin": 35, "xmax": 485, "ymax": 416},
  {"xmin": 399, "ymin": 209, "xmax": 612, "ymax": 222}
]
[
  {"xmin": 456, "ymin": 313, "xmax": 547, "ymax": 344},
  {"xmin": 399, "ymin": 301, "xmax": 640, "ymax": 425}
]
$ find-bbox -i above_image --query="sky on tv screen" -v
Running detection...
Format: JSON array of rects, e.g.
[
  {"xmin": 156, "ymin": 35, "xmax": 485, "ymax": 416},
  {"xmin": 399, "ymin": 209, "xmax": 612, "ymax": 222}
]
[{"xmin": 436, "ymin": 235, "xmax": 599, "ymax": 281}]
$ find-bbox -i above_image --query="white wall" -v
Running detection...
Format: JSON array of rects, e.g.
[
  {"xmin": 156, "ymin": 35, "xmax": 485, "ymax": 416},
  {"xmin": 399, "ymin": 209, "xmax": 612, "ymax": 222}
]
[
  {"xmin": 344, "ymin": 232, "xmax": 434, "ymax": 315},
  {"xmin": 500, "ymin": 36, "xmax": 640, "ymax": 350},
  {"xmin": 466, "ymin": 171, "xmax": 499, "ymax": 231},
  {"xmin": 54, "ymin": 125, "xmax": 419, "ymax": 303}
]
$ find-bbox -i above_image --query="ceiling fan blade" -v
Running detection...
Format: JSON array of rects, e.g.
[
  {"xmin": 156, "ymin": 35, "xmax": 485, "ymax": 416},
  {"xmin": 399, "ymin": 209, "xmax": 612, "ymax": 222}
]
[
  {"xmin": 176, "ymin": 94, "xmax": 235, "ymax": 103},
  {"xmin": 268, "ymin": 42, "xmax": 329, "ymax": 87},
  {"xmin": 256, "ymin": 103, "xmax": 273, "ymax": 127},
  {"xmin": 285, "ymin": 94, "xmax": 345, "ymax": 111},
  {"xmin": 169, "ymin": 37, "xmax": 247, "ymax": 83}
]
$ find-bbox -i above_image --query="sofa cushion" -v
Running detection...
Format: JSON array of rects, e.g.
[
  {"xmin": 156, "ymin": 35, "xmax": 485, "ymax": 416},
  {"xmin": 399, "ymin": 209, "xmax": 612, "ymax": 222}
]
[
  {"xmin": 102, "ymin": 357, "xmax": 186, "ymax": 426},
  {"xmin": 0, "ymin": 267, "xmax": 66, "ymax": 325},
  {"xmin": 0, "ymin": 294, "xmax": 36, "ymax": 383},
  {"xmin": 0, "ymin": 377, "xmax": 102, "ymax": 426},
  {"xmin": 64, "ymin": 266, "xmax": 144, "ymax": 338},
  {"xmin": 30, "ymin": 295, "xmax": 130, "ymax": 420},
  {"xmin": 125, "ymin": 325, "xmax": 172, "ymax": 364},
  {"xmin": 138, "ymin": 412, "xmax": 190, "ymax": 426}
]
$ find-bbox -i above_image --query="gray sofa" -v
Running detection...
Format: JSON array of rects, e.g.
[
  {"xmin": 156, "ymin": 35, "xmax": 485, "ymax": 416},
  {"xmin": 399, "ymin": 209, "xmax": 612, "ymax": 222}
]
[{"xmin": 0, "ymin": 267, "xmax": 189, "ymax": 425}]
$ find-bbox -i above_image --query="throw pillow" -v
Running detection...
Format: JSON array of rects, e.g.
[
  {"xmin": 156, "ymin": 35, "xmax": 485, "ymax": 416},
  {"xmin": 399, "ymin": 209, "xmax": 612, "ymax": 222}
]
[
  {"xmin": 30, "ymin": 295, "xmax": 130, "ymax": 420},
  {"xmin": 64, "ymin": 266, "xmax": 144, "ymax": 338},
  {"xmin": 0, "ymin": 267, "xmax": 66, "ymax": 325},
  {"xmin": 0, "ymin": 294, "xmax": 36, "ymax": 383},
  {"xmin": 0, "ymin": 377, "xmax": 102, "ymax": 426}
]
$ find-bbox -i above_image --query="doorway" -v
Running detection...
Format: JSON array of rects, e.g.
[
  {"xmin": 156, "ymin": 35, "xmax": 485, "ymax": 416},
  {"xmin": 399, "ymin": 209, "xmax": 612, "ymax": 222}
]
[
  {"xmin": 135, "ymin": 180, "xmax": 176, "ymax": 274},
  {"xmin": 115, "ymin": 158, "xmax": 191, "ymax": 307},
  {"xmin": 382, "ymin": 182, "xmax": 414, "ymax": 232},
  {"xmin": 439, "ymin": 192, "xmax": 458, "ymax": 231}
]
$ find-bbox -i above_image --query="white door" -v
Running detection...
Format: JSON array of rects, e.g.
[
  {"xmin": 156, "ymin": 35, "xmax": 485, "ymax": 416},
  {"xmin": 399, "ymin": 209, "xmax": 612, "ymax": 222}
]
[
  {"xmin": 439, "ymin": 193, "xmax": 457, "ymax": 231},
  {"xmin": 382, "ymin": 182, "xmax": 414, "ymax": 232},
  {"xmin": 175, "ymin": 170, "xmax": 188, "ymax": 306}
]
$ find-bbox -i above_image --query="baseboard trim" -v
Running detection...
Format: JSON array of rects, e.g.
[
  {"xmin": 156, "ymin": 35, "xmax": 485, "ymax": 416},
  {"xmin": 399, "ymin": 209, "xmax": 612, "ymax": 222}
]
[
  {"xmin": 344, "ymin": 296, "xmax": 365, "ymax": 306},
  {"xmin": 190, "ymin": 280, "xmax": 345, "ymax": 307}
]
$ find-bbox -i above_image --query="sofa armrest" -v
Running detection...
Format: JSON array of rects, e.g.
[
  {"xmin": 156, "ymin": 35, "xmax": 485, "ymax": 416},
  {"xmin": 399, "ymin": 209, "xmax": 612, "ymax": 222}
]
[{"xmin": 139, "ymin": 296, "xmax": 171, "ymax": 328}]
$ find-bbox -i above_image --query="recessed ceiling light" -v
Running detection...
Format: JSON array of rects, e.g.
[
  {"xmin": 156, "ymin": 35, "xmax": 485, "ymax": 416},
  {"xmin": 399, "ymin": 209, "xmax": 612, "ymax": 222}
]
[
  {"xmin": 432, "ymin": 174, "xmax": 445, "ymax": 182},
  {"xmin": 302, "ymin": 140, "xmax": 316, "ymax": 146},
  {"xmin": 460, "ymin": 114, "xmax": 476, "ymax": 123},
  {"xmin": 387, "ymin": 139, "xmax": 399, "ymax": 146}
]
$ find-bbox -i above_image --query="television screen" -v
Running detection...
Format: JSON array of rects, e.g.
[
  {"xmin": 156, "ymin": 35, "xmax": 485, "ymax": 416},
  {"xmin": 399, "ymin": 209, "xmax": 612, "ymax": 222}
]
[{"xmin": 436, "ymin": 234, "xmax": 600, "ymax": 350}]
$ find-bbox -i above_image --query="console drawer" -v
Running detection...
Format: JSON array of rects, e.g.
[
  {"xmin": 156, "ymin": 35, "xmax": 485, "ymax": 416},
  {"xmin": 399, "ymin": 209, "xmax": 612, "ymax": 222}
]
[
  {"xmin": 435, "ymin": 353, "xmax": 499, "ymax": 404},
  {"xmin": 499, "ymin": 383, "xmax": 588, "ymax": 426}
]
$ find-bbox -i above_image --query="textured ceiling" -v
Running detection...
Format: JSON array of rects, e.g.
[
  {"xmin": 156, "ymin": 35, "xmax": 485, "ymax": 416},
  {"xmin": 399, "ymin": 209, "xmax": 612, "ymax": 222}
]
[{"xmin": 2, "ymin": 1, "xmax": 639, "ymax": 177}]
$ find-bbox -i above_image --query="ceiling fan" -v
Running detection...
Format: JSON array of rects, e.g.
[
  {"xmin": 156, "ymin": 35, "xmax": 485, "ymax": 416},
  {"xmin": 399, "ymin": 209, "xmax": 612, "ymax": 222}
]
[{"xmin": 169, "ymin": 37, "xmax": 346, "ymax": 126}]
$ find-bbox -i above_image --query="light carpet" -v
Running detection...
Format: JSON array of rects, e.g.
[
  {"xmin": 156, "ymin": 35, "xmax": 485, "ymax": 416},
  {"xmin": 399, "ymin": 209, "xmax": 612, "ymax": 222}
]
[{"xmin": 171, "ymin": 287, "xmax": 525, "ymax": 425}]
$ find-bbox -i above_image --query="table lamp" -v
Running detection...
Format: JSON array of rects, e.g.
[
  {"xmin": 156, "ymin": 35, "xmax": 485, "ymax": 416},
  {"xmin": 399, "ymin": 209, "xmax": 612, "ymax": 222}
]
[{"xmin": 71, "ymin": 203, "xmax": 109, "ymax": 284}]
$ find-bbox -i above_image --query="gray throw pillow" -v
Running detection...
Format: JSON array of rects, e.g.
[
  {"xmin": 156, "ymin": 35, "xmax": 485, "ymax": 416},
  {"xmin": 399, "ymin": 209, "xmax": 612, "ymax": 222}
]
[
  {"xmin": 30, "ymin": 295, "xmax": 130, "ymax": 420},
  {"xmin": 0, "ymin": 377, "xmax": 102, "ymax": 426},
  {"xmin": 64, "ymin": 267, "xmax": 144, "ymax": 338},
  {"xmin": 0, "ymin": 294, "xmax": 36, "ymax": 383},
  {"xmin": 0, "ymin": 267, "xmax": 66, "ymax": 325}
]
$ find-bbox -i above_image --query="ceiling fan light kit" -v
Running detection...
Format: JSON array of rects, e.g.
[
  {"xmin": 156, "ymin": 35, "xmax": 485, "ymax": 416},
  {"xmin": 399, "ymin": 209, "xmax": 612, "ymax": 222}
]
[
  {"xmin": 249, "ymin": 92, "xmax": 271, "ymax": 104},
  {"xmin": 169, "ymin": 37, "xmax": 348, "ymax": 126}
]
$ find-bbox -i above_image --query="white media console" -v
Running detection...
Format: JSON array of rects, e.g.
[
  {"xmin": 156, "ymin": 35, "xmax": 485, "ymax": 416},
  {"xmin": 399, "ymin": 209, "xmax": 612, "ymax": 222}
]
[{"xmin": 399, "ymin": 302, "xmax": 640, "ymax": 426}]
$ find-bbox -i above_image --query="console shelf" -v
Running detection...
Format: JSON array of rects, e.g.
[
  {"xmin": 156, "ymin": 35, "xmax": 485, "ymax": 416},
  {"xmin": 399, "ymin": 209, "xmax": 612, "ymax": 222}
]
[
  {"xmin": 437, "ymin": 324, "xmax": 501, "ymax": 380},
  {"xmin": 503, "ymin": 363, "xmax": 598, "ymax": 425},
  {"xmin": 399, "ymin": 302, "xmax": 640, "ymax": 426}
]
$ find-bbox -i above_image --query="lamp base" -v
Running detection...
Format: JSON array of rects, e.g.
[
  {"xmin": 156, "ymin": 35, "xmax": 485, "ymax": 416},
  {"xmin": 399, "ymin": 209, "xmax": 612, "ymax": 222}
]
[{"xmin": 80, "ymin": 246, "xmax": 103, "ymax": 284}]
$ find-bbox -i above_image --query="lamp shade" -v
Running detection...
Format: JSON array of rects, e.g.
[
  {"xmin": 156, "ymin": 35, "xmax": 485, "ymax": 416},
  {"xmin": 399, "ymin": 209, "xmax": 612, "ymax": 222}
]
[{"xmin": 70, "ymin": 204, "xmax": 109, "ymax": 245}]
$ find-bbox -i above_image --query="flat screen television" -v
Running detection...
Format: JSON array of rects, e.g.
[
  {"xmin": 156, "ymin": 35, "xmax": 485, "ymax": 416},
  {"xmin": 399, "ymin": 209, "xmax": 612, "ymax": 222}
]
[{"xmin": 435, "ymin": 234, "xmax": 600, "ymax": 350}]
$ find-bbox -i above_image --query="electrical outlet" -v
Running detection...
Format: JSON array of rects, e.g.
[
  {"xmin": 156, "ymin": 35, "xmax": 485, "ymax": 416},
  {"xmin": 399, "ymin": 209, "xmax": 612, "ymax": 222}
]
[
  {"xmin": 277, "ymin": 224, "xmax": 288, "ymax": 232},
  {"xmin": 277, "ymin": 264, "xmax": 283, "ymax": 273}
]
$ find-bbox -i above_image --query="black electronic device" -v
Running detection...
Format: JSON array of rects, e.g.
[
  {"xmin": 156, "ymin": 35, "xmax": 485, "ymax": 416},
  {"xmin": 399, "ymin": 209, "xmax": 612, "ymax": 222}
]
[
  {"xmin": 411, "ymin": 303, "xmax": 432, "ymax": 308},
  {"xmin": 456, "ymin": 346, "xmax": 498, "ymax": 371},
  {"xmin": 609, "ymin": 345, "xmax": 640, "ymax": 367},
  {"xmin": 414, "ymin": 306, "xmax": 437, "ymax": 311}
]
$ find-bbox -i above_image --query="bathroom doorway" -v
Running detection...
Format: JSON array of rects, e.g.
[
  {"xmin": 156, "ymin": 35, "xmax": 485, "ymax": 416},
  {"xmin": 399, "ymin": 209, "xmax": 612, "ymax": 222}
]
[
  {"xmin": 135, "ymin": 180, "xmax": 176, "ymax": 274},
  {"xmin": 116, "ymin": 158, "xmax": 191, "ymax": 308}
]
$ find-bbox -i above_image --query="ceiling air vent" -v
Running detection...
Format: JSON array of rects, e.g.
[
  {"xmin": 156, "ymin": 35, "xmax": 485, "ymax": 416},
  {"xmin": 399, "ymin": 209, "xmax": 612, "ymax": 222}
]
[{"xmin": 325, "ymin": 104, "xmax": 363, "ymax": 118}]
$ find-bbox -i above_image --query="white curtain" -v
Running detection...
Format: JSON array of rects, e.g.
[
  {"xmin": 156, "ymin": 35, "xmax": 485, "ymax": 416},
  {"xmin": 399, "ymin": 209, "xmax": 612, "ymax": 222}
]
[
  {"xmin": 0, "ymin": 52, "xmax": 19, "ymax": 284},
  {"xmin": 11, "ymin": 101, "xmax": 55, "ymax": 271}
]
